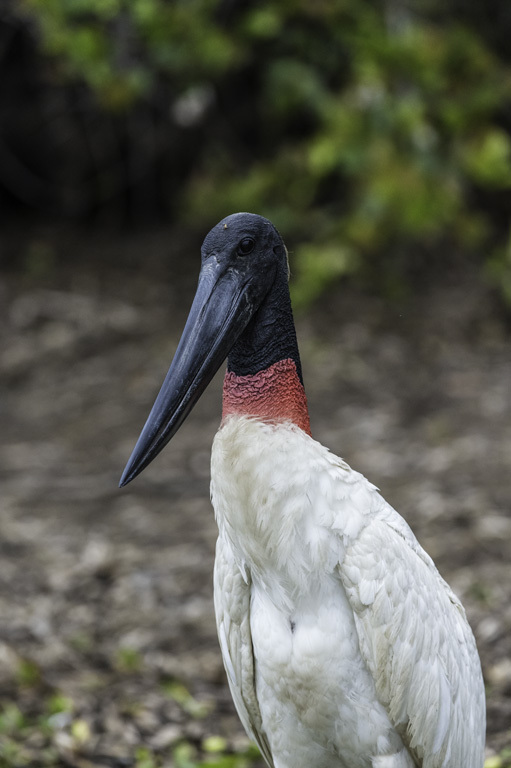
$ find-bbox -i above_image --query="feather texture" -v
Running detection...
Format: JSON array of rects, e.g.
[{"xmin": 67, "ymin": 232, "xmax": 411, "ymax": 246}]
[{"xmin": 211, "ymin": 416, "xmax": 485, "ymax": 768}]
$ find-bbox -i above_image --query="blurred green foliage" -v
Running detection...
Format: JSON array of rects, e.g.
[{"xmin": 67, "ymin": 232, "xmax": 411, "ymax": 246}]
[
  {"xmin": 19, "ymin": 0, "xmax": 511, "ymax": 303},
  {"xmin": 162, "ymin": 678, "xmax": 215, "ymax": 718},
  {"xmin": 0, "ymin": 677, "xmax": 262, "ymax": 768}
]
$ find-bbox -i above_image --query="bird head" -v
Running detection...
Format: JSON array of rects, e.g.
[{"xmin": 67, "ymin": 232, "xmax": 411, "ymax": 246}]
[{"xmin": 119, "ymin": 213, "xmax": 289, "ymax": 487}]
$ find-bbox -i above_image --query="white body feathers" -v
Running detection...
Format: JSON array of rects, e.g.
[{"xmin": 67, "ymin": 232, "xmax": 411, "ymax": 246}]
[{"xmin": 211, "ymin": 416, "xmax": 485, "ymax": 768}]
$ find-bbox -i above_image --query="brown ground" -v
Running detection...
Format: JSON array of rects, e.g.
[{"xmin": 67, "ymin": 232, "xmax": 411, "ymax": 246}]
[{"xmin": 1, "ymin": 230, "xmax": 510, "ymax": 766}]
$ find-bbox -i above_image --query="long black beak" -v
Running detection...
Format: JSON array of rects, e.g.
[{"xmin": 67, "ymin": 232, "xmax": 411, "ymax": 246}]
[{"xmin": 119, "ymin": 258, "xmax": 259, "ymax": 487}]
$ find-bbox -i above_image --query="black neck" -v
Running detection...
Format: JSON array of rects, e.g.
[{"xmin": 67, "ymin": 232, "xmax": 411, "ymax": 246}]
[{"xmin": 227, "ymin": 263, "xmax": 303, "ymax": 384}]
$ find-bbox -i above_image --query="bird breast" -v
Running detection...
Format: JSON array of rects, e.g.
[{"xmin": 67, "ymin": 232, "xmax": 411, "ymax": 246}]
[
  {"xmin": 210, "ymin": 415, "xmax": 376, "ymax": 612},
  {"xmin": 211, "ymin": 416, "xmax": 410, "ymax": 767}
]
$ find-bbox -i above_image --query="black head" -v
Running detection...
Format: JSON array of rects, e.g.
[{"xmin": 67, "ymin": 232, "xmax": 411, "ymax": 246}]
[
  {"xmin": 201, "ymin": 212, "xmax": 288, "ymax": 294},
  {"xmin": 119, "ymin": 213, "xmax": 293, "ymax": 486}
]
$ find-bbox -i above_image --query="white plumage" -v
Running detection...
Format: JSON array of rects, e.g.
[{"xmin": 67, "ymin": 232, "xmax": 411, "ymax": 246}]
[{"xmin": 212, "ymin": 416, "xmax": 485, "ymax": 768}]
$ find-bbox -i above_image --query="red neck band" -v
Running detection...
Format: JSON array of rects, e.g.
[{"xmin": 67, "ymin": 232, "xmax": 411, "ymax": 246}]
[{"xmin": 222, "ymin": 358, "xmax": 311, "ymax": 435}]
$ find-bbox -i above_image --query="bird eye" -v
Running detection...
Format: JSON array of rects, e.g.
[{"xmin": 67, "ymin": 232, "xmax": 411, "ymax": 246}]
[{"xmin": 238, "ymin": 237, "xmax": 255, "ymax": 255}]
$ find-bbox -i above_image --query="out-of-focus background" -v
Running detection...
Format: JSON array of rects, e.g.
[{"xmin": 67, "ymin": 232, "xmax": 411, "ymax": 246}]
[{"xmin": 1, "ymin": 1, "xmax": 511, "ymax": 766}]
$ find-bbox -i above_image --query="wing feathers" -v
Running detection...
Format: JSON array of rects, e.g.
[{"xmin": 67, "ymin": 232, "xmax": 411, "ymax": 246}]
[
  {"xmin": 214, "ymin": 537, "xmax": 274, "ymax": 768},
  {"xmin": 339, "ymin": 504, "xmax": 485, "ymax": 768}
]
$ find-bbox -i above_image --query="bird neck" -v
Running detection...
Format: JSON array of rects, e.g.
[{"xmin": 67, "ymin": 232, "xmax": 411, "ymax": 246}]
[
  {"xmin": 223, "ymin": 272, "xmax": 311, "ymax": 435},
  {"xmin": 222, "ymin": 359, "xmax": 311, "ymax": 434}
]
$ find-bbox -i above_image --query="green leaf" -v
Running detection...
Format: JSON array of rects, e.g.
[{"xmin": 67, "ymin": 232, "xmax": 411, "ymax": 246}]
[{"xmin": 462, "ymin": 130, "xmax": 511, "ymax": 188}]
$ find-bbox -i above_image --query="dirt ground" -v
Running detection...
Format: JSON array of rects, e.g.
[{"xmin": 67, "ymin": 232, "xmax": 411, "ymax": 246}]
[{"xmin": 1, "ymin": 230, "xmax": 510, "ymax": 766}]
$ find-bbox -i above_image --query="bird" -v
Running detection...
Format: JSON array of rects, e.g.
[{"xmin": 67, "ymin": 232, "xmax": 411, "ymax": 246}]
[{"xmin": 120, "ymin": 213, "xmax": 486, "ymax": 768}]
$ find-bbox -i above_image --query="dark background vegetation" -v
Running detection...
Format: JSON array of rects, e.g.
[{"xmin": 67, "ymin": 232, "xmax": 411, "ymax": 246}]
[
  {"xmin": 2, "ymin": 0, "xmax": 511, "ymax": 302},
  {"xmin": 1, "ymin": 1, "xmax": 511, "ymax": 766}
]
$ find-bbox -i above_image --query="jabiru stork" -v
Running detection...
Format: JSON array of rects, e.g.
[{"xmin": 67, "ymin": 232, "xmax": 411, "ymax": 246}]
[{"xmin": 120, "ymin": 213, "xmax": 485, "ymax": 768}]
